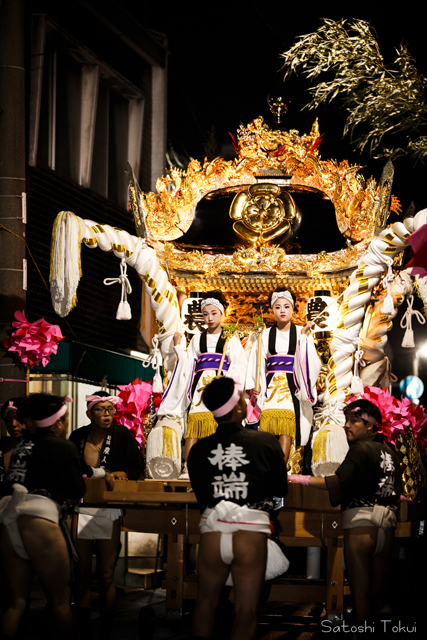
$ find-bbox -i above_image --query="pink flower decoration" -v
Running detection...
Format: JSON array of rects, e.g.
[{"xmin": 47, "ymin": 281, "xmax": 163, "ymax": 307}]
[
  {"xmin": 2, "ymin": 311, "xmax": 64, "ymax": 368},
  {"xmin": 346, "ymin": 385, "xmax": 427, "ymax": 454},
  {"xmin": 114, "ymin": 378, "xmax": 153, "ymax": 445}
]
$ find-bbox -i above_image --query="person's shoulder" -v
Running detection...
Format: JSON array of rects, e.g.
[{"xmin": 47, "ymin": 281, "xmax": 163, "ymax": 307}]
[
  {"xmin": 47, "ymin": 433, "xmax": 80, "ymax": 454},
  {"xmin": 234, "ymin": 428, "xmax": 285, "ymax": 458},
  {"xmin": 110, "ymin": 422, "xmax": 140, "ymax": 445},
  {"xmin": 191, "ymin": 431, "xmax": 218, "ymax": 452},
  {"xmin": 380, "ymin": 440, "xmax": 400, "ymax": 463},
  {"xmin": 346, "ymin": 438, "xmax": 376, "ymax": 464},
  {"xmin": 69, "ymin": 424, "xmax": 90, "ymax": 442},
  {"xmin": 110, "ymin": 422, "xmax": 133, "ymax": 436},
  {"xmin": 240, "ymin": 428, "xmax": 279, "ymax": 446}
]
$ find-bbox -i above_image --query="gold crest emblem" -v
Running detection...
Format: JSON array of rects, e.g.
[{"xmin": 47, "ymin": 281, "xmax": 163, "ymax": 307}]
[{"xmin": 229, "ymin": 183, "xmax": 296, "ymax": 247}]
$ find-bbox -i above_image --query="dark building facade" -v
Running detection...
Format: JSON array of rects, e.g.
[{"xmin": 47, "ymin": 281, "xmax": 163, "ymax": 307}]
[{"xmin": 0, "ymin": 0, "xmax": 167, "ymax": 401}]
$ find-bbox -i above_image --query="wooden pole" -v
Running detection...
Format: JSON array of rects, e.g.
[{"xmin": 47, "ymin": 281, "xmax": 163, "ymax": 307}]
[
  {"xmin": 254, "ymin": 330, "xmax": 263, "ymax": 393},
  {"xmin": 216, "ymin": 337, "xmax": 230, "ymax": 378}
]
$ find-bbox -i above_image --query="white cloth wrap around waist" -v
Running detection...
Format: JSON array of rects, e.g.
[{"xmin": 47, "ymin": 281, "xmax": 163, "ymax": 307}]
[
  {"xmin": 200, "ymin": 500, "xmax": 289, "ymax": 583},
  {"xmin": 0, "ymin": 484, "xmax": 60, "ymax": 559},
  {"xmin": 342, "ymin": 505, "xmax": 397, "ymax": 556},
  {"xmin": 76, "ymin": 507, "xmax": 122, "ymax": 540}
]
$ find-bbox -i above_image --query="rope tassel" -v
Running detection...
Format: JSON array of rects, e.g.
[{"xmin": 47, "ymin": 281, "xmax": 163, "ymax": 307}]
[
  {"xmin": 381, "ymin": 261, "xmax": 395, "ymax": 315},
  {"xmin": 103, "ymin": 258, "xmax": 132, "ymax": 320},
  {"xmin": 350, "ymin": 339, "xmax": 365, "ymax": 396},
  {"xmin": 400, "ymin": 294, "xmax": 426, "ymax": 348},
  {"xmin": 143, "ymin": 334, "xmax": 163, "ymax": 393}
]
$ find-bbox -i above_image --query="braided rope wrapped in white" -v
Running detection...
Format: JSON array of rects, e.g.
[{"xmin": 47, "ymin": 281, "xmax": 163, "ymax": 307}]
[
  {"xmin": 50, "ymin": 211, "xmax": 180, "ymax": 370},
  {"xmin": 323, "ymin": 215, "xmax": 421, "ymax": 406},
  {"xmin": 312, "ymin": 212, "xmax": 427, "ymax": 476}
]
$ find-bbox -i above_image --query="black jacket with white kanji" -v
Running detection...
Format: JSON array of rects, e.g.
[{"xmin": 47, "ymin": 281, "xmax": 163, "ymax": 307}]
[
  {"xmin": 325, "ymin": 432, "xmax": 402, "ymax": 511},
  {"xmin": 188, "ymin": 421, "xmax": 288, "ymax": 512},
  {"xmin": 1, "ymin": 429, "xmax": 86, "ymax": 506},
  {"xmin": 69, "ymin": 423, "xmax": 143, "ymax": 480}
]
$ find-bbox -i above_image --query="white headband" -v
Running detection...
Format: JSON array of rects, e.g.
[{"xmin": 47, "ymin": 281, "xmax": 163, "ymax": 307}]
[
  {"xmin": 201, "ymin": 298, "xmax": 224, "ymax": 314},
  {"xmin": 271, "ymin": 291, "xmax": 294, "ymax": 307}
]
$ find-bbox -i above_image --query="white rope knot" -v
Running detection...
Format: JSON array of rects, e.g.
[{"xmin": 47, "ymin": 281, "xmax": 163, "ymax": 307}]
[
  {"xmin": 143, "ymin": 334, "xmax": 164, "ymax": 393},
  {"xmin": 315, "ymin": 401, "xmax": 345, "ymax": 429},
  {"xmin": 143, "ymin": 335, "xmax": 162, "ymax": 370},
  {"xmin": 400, "ymin": 294, "xmax": 426, "ymax": 348},
  {"xmin": 350, "ymin": 338, "xmax": 365, "ymax": 396},
  {"xmin": 103, "ymin": 258, "xmax": 132, "ymax": 320},
  {"xmin": 381, "ymin": 261, "xmax": 395, "ymax": 315}
]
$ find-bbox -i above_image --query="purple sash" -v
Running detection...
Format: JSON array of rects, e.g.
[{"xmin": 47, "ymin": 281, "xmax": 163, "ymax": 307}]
[
  {"xmin": 195, "ymin": 353, "xmax": 230, "ymax": 374},
  {"xmin": 266, "ymin": 354, "xmax": 294, "ymax": 374},
  {"xmin": 187, "ymin": 353, "xmax": 230, "ymax": 401}
]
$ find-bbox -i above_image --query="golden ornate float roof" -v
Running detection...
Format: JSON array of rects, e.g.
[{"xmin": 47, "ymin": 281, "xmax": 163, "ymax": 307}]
[{"xmin": 142, "ymin": 117, "xmax": 399, "ymax": 244}]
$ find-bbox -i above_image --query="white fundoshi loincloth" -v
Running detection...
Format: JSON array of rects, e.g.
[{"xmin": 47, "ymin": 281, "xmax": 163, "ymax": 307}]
[
  {"xmin": 199, "ymin": 500, "xmax": 289, "ymax": 585},
  {"xmin": 0, "ymin": 484, "xmax": 60, "ymax": 559},
  {"xmin": 76, "ymin": 507, "xmax": 122, "ymax": 540},
  {"xmin": 341, "ymin": 504, "xmax": 397, "ymax": 569}
]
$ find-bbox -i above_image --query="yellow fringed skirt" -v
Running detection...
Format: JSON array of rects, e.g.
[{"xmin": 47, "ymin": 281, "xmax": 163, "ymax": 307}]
[
  {"xmin": 186, "ymin": 411, "xmax": 218, "ymax": 439},
  {"xmin": 259, "ymin": 408, "xmax": 296, "ymax": 438}
]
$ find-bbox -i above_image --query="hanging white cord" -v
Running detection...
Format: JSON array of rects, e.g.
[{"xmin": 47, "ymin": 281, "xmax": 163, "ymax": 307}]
[
  {"xmin": 350, "ymin": 337, "xmax": 366, "ymax": 396},
  {"xmin": 103, "ymin": 258, "xmax": 132, "ymax": 320},
  {"xmin": 381, "ymin": 258, "xmax": 395, "ymax": 315},
  {"xmin": 143, "ymin": 334, "xmax": 164, "ymax": 393},
  {"xmin": 400, "ymin": 294, "xmax": 426, "ymax": 348}
]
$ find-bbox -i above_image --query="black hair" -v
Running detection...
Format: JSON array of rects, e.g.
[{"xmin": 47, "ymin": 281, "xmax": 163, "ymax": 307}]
[
  {"xmin": 344, "ymin": 399, "xmax": 382, "ymax": 430},
  {"xmin": 202, "ymin": 290, "xmax": 228, "ymax": 310},
  {"xmin": 16, "ymin": 393, "xmax": 66, "ymax": 422},
  {"xmin": 202, "ymin": 377, "xmax": 235, "ymax": 423},
  {"xmin": 1, "ymin": 396, "xmax": 24, "ymax": 421},
  {"xmin": 86, "ymin": 390, "xmax": 111, "ymax": 409},
  {"xmin": 270, "ymin": 287, "xmax": 296, "ymax": 308}
]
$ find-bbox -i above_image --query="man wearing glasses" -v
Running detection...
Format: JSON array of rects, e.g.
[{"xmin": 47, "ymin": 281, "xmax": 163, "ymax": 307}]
[{"xmin": 69, "ymin": 391, "xmax": 143, "ymax": 640}]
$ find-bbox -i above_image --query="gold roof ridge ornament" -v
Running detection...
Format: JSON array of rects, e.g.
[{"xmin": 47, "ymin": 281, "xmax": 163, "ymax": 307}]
[{"xmin": 139, "ymin": 117, "xmax": 400, "ymax": 246}]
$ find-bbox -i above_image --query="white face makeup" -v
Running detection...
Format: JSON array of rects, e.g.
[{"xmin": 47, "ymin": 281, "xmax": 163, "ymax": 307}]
[
  {"xmin": 202, "ymin": 304, "xmax": 223, "ymax": 333},
  {"xmin": 272, "ymin": 298, "xmax": 294, "ymax": 327}
]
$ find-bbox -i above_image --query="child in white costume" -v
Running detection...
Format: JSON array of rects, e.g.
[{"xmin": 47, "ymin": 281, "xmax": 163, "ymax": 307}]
[
  {"xmin": 170, "ymin": 291, "xmax": 247, "ymax": 462},
  {"xmin": 246, "ymin": 289, "xmax": 321, "ymax": 461}
]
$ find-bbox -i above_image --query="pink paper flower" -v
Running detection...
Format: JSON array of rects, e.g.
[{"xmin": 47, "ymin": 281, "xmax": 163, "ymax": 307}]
[
  {"xmin": 2, "ymin": 311, "xmax": 64, "ymax": 368},
  {"xmin": 114, "ymin": 379, "xmax": 153, "ymax": 445},
  {"xmin": 346, "ymin": 385, "xmax": 427, "ymax": 454}
]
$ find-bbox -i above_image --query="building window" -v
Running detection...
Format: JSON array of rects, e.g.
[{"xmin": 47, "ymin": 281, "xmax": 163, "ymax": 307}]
[{"xmin": 31, "ymin": 18, "xmax": 145, "ymax": 208}]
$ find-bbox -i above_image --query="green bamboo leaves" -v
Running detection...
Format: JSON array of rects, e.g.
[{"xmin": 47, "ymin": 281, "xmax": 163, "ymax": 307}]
[{"xmin": 281, "ymin": 18, "xmax": 427, "ymax": 162}]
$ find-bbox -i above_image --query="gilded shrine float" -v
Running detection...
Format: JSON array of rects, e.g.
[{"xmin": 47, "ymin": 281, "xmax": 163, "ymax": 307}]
[{"xmin": 50, "ymin": 116, "xmax": 427, "ymax": 494}]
